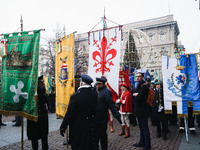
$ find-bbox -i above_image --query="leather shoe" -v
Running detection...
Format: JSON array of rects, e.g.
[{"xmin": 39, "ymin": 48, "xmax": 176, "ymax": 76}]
[
  {"xmin": 13, "ymin": 124, "xmax": 21, "ymax": 127},
  {"xmin": 190, "ymin": 130, "xmax": 197, "ymax": 135},
  {"xmin": 157, "ymin": 133, "xmax": 161, "ymax": 138},
  {"xmin": 133, "ymin": 142, "xmax": 144, "ymax": 147},
  {"xmin": 179, "ymin": 129, "xmax": 185, "ymax": 133},
  {"xmin": 162, "ymin": 134, "xmax": 167, "ymax": 140}
]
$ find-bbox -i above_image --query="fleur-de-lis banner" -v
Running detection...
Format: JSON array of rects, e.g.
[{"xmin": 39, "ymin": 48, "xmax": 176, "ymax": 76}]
[
  {"xmin": 88, "ymin": 27, "xmax": 122, "ymax": 95},
  {"xmin": 55, "ymin": 33, "xmax": 75, "ymax": 118},
  {"xmin": 162, "ymin": 54, "xmax": 200, "ymax": 115},
  {"xmin": 0, "ymin": 30, "xmax": 40, "ymax": 121}
]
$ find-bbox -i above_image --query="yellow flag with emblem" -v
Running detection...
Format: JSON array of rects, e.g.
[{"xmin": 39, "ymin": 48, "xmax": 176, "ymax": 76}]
[{"xmin": 55, "ymin": 33, "xmax": 75, "ymax": 118}]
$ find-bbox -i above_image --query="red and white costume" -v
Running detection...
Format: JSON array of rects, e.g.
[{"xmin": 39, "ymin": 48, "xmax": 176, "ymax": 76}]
[{"xmin": 116, "ymin": 90, "xmax": 132, "ymax": 127}]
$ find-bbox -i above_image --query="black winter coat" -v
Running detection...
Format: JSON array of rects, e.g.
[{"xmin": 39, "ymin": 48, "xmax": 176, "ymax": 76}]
[
  {"xmin": 134, "ymin": 80, "xmax": 150, "ymax": 118},
  {"xmin": 95, "ymin": 85, "xmax": 121, "ymax": 124},
  {"xmin": 27, "ymin": 86, "xmax": 49, "ymax": 140},
  {"xmin": 60, "ymin": 86, "xmax": 98, "ymax": 150},
  {"xmin": 152, "ymin": 87, "xmax": 167, "ymax": 121}
]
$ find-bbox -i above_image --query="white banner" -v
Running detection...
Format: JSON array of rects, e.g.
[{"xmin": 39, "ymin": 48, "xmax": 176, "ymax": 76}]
[{"xmin": 88, "ymin": 27, "xmax": 122, "ymax": 94}]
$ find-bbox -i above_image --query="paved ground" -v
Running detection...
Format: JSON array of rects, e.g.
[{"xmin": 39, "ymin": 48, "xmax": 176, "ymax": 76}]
[{"xmin": 0, "ymin": 113, "xmax": 200, "ymax": 150}]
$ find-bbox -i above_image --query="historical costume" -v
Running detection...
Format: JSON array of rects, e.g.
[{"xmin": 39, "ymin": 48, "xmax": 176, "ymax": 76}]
[{"xmin": 116, "ymin": 83, "xmax": 132, "ymax": 138}]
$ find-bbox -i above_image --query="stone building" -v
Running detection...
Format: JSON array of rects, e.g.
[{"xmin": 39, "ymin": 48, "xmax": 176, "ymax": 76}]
[{"xmin": 74, "ymin": 14, "xmax": 180, "ymax": 76}]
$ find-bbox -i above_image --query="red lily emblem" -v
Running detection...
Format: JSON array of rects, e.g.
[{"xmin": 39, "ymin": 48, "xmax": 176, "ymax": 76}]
[{"xmin": 92, "ymin": 36, "xmax": 117, "ymax": 75}]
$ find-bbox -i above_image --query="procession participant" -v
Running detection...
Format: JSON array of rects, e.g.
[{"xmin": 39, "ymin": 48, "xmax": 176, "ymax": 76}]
[
  {"xmin": 49, "ymin": 77, "xmax": 55, "ymax": 113},
  {"xmin": 129, "ymin": 80, "xmax": 137, "ymax": 127},
  {"xmin": 132, "ymin": 72, "xmax": 151, "ymax": 150},
  {"xmin": 150, "ymin": 81, "xmax": 156, "ymax": 126},
  {"xmin": 150, "ymin": 81, "xmax": 155, "ymax": 90},
  {"xmin": 60, "ymin": 74, "xmax": 98, "ymax": 150},
  {"xmin": 95, "ymin": 77, "xmax": 122, "ymax": 150},
  {"xmin": 145, "ymin": 78, "xmax": 151, "ymax": 88},
  {"xmin": 101, "ymin": 75, "xmax": 118, "ymax": 133},
  {"xmin": 62, "ymin": 75, "xmax": 81, "ymax": 146},
  {"xmin": 179, "ymin": 106, "xmax": 197, "ymax": 135},
  {"xmin": 116, "ymin": 83, "xmax": 132, "ymax": 138},
  {"xmin": 27, "ymin": 75, "xmax": 49, "ymax": 150},
  {"xmin": 152, "ymin": 81, "xmax": 168, "ymax": 140}
]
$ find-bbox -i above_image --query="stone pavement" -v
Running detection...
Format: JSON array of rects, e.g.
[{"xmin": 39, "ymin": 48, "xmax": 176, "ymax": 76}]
[{"xmin": 0, "ymin": 113, "xmax": 200, "ymax": 150}]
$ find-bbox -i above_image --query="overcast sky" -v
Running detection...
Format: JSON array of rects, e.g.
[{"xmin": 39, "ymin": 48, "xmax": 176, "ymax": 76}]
[{"xmin": 0, "ymin": 0, "xmax": 200, "ymax": 53}]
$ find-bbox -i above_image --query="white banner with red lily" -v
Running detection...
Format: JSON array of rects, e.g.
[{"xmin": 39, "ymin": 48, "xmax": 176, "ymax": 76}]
[{"xmin": 88, "ymin": 27, "xmax": 122, "ymax": 95}]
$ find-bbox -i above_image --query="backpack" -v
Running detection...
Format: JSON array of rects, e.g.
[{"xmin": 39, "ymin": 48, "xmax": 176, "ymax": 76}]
[
  {"xmin": 146, "ymin": 88, "xmax": 155, "ymax": 107},
  {"xmin": 141, "ymin": 83, "xmax": 155, "ymax": 107}
]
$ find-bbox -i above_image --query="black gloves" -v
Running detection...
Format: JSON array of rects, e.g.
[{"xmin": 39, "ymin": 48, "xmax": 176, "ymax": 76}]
[{"xmin": 60, "ymin": 127, "xmax": 65, "ymax": 137}]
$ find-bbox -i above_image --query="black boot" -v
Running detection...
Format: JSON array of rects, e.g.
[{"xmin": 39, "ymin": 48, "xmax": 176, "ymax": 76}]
[
  {"xmin": 162, "ymin": 134, "xmax": 167, "ymax": 140},
  {"xmin": 157, "ymin": 132, "xmax": 161, "ymax": 138}
]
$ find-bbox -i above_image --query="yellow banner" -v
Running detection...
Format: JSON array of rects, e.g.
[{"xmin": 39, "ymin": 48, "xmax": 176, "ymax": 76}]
[{"xmin": 55, "ymin": 33, "xmax": 75, "ymax": 118}]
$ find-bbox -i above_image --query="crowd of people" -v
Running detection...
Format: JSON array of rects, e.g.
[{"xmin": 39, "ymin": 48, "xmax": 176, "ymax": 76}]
[
  {"xmin": 59, "ymin": 72, "xmax": 200, "ymax": 150},
  {"xmin": 1, "ymin": 72, "xmax": 200, "ymax": 150}
]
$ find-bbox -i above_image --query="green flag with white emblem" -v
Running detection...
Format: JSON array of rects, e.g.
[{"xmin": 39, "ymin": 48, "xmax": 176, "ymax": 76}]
[{"xmin": 0, "ymin": 30, "xmax": 40, "ymax": 121}]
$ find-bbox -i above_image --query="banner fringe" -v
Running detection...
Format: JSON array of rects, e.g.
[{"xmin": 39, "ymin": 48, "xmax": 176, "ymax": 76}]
[{"xmin": 0, "ymin": 110, "xmax": 38, "ymax": 122}]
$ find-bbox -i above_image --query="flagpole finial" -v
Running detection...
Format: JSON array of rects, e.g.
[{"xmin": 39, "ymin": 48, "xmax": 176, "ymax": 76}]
[
  {"xmin": 63, "ymin": 25, "xmax": 66, "ymax": 36},
  {"xmin": 20, "ymin": 15, "xmax": 23, "ymax": 32}
]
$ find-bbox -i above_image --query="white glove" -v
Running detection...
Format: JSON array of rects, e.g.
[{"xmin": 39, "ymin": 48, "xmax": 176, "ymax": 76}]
[
  {"xmin": 116, "ymin": 99, "xmax": 120, "ymax": 103},
  {"xmin": 158, "ymin": 106, "xmax": 163, "ymax": 112}
]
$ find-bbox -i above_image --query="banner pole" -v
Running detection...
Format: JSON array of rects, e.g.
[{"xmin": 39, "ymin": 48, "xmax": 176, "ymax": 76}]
[
  {"xmin": 21, "ymin": 116, "xmax": 24, "ymax": 150},
  {"xmin": 184, "ymin": 117, "xmax": 189, "ymax": 143},
  {"xmin": 20, "ymin": 17, "xmax": 24, "ymax": 150}
]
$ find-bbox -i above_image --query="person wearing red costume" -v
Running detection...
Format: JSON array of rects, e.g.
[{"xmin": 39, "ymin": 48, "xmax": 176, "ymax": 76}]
[{"xmin": 116, "ymin": 83, "xmax": 132, "ymax": 138}]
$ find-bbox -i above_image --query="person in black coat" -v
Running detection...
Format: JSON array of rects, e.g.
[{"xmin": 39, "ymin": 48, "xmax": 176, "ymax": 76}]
[
  {"xmin": 60, "ymin": 74, "xmax": 98, "ymax": 150},
  {"xmin": 152, "ymin": 81, "xmax": 168, "ymax": 140},
  {"xmin": 132, "ymin": 72, "xmax": 151, "ymax": 150},
  {"xmin": 95, "ymin": 77, "xmax": 122, "ymax": 150},
  {"xmin": 27, "ymin": 75, "xmax": 49, "ymax": 150}
]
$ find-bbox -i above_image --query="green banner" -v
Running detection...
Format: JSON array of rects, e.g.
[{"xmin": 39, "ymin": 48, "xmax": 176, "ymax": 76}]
[{"xmin": 0, "ymin": 30, "xmax": 40, "ymax": 121}]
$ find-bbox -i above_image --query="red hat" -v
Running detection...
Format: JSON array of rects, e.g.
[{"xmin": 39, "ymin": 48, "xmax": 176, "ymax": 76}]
[{"xmin": 120, "ymin": 83, "xmax": 129, "ymax": 89}]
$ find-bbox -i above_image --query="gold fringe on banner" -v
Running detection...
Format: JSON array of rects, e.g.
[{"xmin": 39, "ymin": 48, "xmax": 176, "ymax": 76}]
[
  {"xmin": 0, "ymin": 110, "xmax": 38, "ymax": 122},
  {"xmin": 164, "ymin": 110, "xmax": 172, "ymax": 114}
]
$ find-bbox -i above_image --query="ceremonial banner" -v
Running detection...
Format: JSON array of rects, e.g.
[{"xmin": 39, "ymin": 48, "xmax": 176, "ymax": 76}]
[
  {"xmin": 162, "ymin": 54, "xmax": 200, "ymax": 115},
  {"xmin": 55, "ymin": 33, "xmax": 75, "ymax": 118},
  {"xmin": 88, "ymin": 26, "xmax": 122, "ymax": 94},
  {"xmin": 0, "ymin": 30, "xmax": 40, "ymax": 121}
]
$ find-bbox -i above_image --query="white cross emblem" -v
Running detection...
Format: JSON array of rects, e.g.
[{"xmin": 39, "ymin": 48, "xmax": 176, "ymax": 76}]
[{"xmin": 10, "ymin": 81, "xmax": 28, "ymax": 103}]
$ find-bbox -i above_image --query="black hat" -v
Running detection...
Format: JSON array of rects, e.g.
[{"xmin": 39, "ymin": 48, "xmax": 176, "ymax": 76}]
[
  {"xmin": 81, "ymin": 74, "xmax": 93, "ymax": 85},
  {"xmin": 38, "ymin": 75, "xmax": 43, "ymax": 80},
  {"xmin": 75, "ymin": 75, "xmax": 81, "ymax": 81},
  {"xmin": 96, "ymin": 77, "xmax": 106, "ymax": 84}
]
